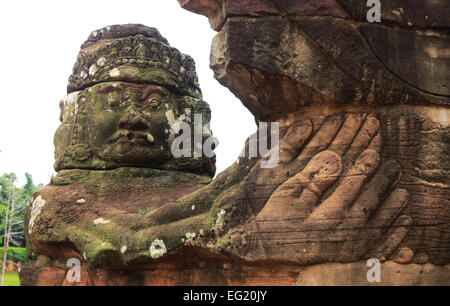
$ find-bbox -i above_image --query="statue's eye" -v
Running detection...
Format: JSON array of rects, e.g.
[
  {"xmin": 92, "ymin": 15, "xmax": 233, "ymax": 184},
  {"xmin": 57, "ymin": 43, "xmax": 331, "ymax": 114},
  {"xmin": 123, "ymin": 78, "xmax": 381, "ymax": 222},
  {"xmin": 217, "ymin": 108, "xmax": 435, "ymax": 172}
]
[
  {"xmin": 107, "ymin": 95, "xmax": 121, "ymax": 110},
  {"xmin": 148, "ymin": 98, "xmax": 161, "ymax": 109}
]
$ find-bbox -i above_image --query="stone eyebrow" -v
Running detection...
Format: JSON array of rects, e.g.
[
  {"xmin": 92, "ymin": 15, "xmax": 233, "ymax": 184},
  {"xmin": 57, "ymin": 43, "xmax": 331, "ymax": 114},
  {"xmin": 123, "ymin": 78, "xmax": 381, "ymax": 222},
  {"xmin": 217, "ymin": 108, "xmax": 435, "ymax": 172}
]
[
  {"xmin": 97, "ymin": 83, "xmax": 125, "ymax": 93},
  {"xmin": 142, "ymin": 85, "xmax": 170, "ymax": 99}
]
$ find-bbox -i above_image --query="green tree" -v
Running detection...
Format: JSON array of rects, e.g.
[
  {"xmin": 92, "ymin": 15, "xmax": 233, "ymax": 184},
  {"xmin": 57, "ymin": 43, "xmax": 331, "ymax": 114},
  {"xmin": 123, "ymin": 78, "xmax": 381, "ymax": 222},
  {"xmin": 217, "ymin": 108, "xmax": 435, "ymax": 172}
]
[{"xmin": 0, "ymin": 173, "xmax": 39, "ymax": 248}]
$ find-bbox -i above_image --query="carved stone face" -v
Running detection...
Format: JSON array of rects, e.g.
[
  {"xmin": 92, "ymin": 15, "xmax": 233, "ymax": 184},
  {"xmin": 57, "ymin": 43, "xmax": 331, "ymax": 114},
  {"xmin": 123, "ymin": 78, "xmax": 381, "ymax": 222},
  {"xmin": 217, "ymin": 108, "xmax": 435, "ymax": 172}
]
[
  {"xmin": 54, "ymin": 81, "xmax": 215, "ymax": 174},
  {"xmin": 90, "ymin": 82, "xmax": 174, "ymax": 165},
  {"xmin": 53, "ymin": 24, "xmax": 216, "ymax": 176}
]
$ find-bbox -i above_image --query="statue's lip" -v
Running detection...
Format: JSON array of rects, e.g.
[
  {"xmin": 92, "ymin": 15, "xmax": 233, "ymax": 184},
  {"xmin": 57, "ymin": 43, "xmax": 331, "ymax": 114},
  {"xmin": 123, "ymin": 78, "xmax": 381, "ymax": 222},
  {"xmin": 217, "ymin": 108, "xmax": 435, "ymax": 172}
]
[{"xmin": 110, "ymin": 130, "xmax": 155, "ymax": 145}]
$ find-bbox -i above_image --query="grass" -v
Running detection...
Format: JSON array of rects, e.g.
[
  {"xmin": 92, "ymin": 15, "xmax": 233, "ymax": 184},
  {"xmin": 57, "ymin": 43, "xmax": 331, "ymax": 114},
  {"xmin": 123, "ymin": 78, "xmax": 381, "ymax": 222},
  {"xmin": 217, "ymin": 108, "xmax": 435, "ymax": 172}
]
[
  {"xmin": 1, "ymin": 271, "xmax": 20, "ymax": 286},
  {"xmin": 0, "ymin": 247, "xmax": 26, "ymax": 286}
]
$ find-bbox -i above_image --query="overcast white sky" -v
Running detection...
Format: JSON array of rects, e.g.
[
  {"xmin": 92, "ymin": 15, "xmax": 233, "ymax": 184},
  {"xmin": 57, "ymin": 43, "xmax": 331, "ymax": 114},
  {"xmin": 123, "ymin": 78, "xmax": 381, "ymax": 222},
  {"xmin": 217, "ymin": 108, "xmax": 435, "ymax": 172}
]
[{"xmin": 0, "ymin": 0, "xmax": 256, "ymax": 186}]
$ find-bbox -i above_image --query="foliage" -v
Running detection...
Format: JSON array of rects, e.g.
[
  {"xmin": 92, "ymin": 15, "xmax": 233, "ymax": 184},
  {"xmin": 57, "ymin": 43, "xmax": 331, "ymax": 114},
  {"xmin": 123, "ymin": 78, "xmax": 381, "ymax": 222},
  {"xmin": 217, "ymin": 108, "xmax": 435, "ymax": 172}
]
[
  {"xmin": 0, "ymin": 247, "xmax": 28, "ymax": 262},
  {"xmin": 0, "ymin": 172, "xmax": 41, "ymax": 248}
]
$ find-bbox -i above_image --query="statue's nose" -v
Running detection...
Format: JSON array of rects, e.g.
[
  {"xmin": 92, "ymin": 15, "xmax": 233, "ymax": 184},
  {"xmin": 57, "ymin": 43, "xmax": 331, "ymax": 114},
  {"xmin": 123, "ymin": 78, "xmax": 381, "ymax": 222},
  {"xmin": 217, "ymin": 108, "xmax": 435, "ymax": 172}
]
[{"xmin": 119, "ymin": 107, "xmax": 150, "ymax": 130}]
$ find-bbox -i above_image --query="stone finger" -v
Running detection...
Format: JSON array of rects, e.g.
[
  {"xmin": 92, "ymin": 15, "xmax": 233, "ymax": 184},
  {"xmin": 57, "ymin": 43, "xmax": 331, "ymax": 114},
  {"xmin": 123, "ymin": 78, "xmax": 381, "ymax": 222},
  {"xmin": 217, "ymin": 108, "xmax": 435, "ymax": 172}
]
[
  {"xmin": 279, "ymin": 119, "xmax": 313, "ymax": 163},
  {"xmin": 337, "ymin": 162, "xmax": 404, "ymax": 231},
  {"xmin": 372, "ymin": 215, "xmax": 413, "ymax": 261},
  {"xmin": 257, "ymin": 150, "xmax": 343, "ymax": 223},
  {"xmin": 328, "ymin": 113, "xmax": 365, "ymax": 157},
  {"xmin": 344, "ymin": 114, "xmax": 380, "ymax": 163},
  {"xmin": 294, "ymin": 114, "xmax": 344, "ymax": 170},
  {"xmin": 302, "ymin": 149, "xmax": 380, "ymax": 231}
]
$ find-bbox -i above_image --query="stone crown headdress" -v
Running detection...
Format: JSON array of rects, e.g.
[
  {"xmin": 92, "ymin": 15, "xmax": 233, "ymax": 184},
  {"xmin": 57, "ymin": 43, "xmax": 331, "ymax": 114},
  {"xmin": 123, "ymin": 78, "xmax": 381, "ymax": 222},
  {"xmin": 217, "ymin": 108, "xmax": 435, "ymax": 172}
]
[{"xmin": 67, "ymin": 24, "xmax": 202, "ymax": 98}]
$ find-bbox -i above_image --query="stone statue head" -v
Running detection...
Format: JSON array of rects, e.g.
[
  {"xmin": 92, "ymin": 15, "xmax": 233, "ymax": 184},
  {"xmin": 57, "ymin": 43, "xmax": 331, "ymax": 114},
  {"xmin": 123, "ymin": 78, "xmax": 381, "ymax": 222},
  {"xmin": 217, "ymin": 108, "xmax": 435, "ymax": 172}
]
[{"xmin": 54, "ymin": 24, "xmax": 216, "ymax": 177}]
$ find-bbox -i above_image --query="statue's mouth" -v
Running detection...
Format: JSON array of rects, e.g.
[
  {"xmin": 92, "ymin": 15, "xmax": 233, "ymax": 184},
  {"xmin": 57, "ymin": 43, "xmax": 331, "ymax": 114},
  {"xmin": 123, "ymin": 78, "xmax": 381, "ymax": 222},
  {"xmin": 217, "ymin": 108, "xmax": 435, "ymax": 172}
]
[{"xmin": 110, "ymin": 130, "xmax": 155, "ymax": 146}]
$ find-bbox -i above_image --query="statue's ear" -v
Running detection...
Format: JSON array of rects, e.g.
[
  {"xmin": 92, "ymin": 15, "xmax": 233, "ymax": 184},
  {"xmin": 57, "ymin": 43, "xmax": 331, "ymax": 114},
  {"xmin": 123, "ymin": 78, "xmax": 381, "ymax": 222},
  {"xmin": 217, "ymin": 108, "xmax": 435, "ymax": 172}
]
[
  {"xmin": 55, "ymin": 142, "xmax": 94, "ymax": 172},
  {"xmin": 66, "ymin": 144, "xmax": 94, "ymax": 163},
  {"xmin": 54, "ymin": 119, "xmax": 94, "ymax": 172}
]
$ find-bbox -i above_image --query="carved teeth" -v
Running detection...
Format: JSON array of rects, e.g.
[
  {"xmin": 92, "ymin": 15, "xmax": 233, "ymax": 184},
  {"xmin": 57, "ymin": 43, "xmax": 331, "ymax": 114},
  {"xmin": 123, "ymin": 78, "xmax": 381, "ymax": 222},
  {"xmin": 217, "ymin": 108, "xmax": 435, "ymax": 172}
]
[{"xmin": 146, "ymin": 133, "xmax": 155, "ymax": 143}]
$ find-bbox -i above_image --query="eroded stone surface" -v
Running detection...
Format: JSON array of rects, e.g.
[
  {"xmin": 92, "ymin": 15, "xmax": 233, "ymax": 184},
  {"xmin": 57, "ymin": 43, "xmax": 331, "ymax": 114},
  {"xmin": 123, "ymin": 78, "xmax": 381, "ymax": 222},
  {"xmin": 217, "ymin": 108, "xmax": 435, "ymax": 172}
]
[
  {"xmin": 55, "ymin": 81, "xmax": 214, "ymax": 175},
  {"xmin": 178, "ymin": 0, "xmax": 448, "ymax": 286},
  {"xmin": 180, "ymin": 1, "xmax": 449, "ymax": 121},
  {"xmin": 19, "ymin": 253, "xmax": 450, "ymax": 286},
  {"xmin": 21, "ymin": 8, "xmax": 449, "ymax": 286},
  {"xmin": 210, "ymin": 16, "xmax": 448, "ymax": 121},
  {"xmin": 179, "ymin": 0, "xmax": 450, "ymax": 30}
]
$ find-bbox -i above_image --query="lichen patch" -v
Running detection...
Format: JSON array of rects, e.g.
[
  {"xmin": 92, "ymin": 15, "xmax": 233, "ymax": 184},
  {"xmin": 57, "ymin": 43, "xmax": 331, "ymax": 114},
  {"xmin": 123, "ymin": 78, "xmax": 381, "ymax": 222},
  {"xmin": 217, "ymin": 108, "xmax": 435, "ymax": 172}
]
[
  {"xmin": 80, "ymin": 71, "xmax": 88, "ymax": 79},
  {"xmin": 28, "ymin": 196, "xmax": 46, "ymax": 234},
  {"xmin": 149, "ymin": 239, "xmax": 167, "ymax": 259},
  {"xmin": 120, "ymin": 246, "xmax": 127, "ymax": 254},
  {"xmin": 109, "ymin": 68, "xmax": 121, "ymax": 77},
  {"xmin": 60, "ymin": 92, "xmax": 80, "ymax": 121},
  {"xmin": 97, "ymin": 57, "xmax": 106, "ymax": 67},
  {"xmin": 215, "ymin": 209, "xmax": 226, "ymax": 228},
  {"xmin": 89, "ymin": 64, "xmax": 98, "ymax": 76},
  {"xmin": 185, "ymin": 232, "xmax": 196, "ymax": 240},
  {"xmin": 93, "ymin": 218, "xmax": 111, "ymax": 225}
]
